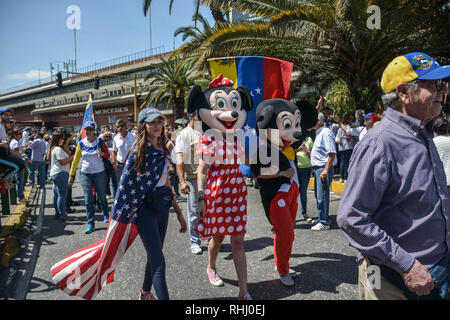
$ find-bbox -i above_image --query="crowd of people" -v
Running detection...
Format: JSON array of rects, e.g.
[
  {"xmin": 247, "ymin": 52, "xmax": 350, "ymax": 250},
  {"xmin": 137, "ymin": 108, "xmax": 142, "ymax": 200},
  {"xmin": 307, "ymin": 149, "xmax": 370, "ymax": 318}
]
[{"xmin": 2, "ymin": 52, "xmax": 450, "ymax": 301}]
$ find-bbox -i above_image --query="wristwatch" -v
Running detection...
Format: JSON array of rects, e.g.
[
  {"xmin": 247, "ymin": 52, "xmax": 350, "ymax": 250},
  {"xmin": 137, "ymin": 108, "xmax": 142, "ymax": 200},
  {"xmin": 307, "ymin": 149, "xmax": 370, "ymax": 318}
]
[{"xmin": 278, "ymin": 171, "xmax": 283, "ymax": 177}]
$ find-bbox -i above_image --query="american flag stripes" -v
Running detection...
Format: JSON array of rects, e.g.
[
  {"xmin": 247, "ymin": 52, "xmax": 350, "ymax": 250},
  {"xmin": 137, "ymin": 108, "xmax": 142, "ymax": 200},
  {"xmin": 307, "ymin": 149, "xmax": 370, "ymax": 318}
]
[{"xmin": 50, "ymin": 145, "xmax": 167, "ymax": 299}]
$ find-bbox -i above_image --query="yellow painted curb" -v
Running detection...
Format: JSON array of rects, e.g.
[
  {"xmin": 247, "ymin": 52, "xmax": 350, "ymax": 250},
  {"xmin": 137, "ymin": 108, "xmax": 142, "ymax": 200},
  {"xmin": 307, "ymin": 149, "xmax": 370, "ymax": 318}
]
[
  {"xmin": 0, "ymin": 186, "xmax": 35, "ymax": 268},
  {"xmin": 1, "ymin": 235, "xmax": 19, "ymax": 268},
  {"xmin": 308, "ymin": 178, "xmax": 346, "ymax": 194}
]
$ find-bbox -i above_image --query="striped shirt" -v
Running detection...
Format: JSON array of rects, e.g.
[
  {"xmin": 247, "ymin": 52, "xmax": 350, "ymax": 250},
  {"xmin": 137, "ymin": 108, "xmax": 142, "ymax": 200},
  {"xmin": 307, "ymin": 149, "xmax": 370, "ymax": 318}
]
[{"xmin": 433, "ymin": 134, "xmax": 450, "ymax": 186}]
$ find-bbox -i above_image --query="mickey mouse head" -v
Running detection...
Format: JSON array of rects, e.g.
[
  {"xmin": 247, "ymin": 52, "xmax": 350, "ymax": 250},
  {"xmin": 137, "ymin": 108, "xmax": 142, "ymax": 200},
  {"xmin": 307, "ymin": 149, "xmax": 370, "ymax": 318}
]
[
  {"xmin": 255, "ymin": 98, "xmax": 318, "ymax": 148},
  {"xmin": 187, "ymin": 74, "xmax": 253, "ymax": 133}
]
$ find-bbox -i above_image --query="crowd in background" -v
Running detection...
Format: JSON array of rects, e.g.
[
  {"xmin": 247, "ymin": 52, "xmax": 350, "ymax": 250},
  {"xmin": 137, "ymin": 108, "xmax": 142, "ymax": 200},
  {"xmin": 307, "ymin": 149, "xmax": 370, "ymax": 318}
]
[{"xmin": 0, "ymin": 105, "xmax": 449, "ymax": 233}]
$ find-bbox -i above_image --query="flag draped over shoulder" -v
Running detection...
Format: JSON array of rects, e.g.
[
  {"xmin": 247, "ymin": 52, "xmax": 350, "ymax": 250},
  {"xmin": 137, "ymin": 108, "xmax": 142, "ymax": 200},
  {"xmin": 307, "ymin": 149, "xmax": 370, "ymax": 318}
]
[
  {"xmin": 50, "ymin": 145, "xmax": 166, "ymax": 300},
  {"xmin": 208, "ymin": 56, "xmax": 293, "ymax": 177}
]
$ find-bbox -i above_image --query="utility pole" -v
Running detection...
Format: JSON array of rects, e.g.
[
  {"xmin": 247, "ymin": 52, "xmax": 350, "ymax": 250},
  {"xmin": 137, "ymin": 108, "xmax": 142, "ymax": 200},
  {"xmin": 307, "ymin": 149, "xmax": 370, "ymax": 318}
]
[
  {"xmin": 149, "ymin": 5, "xmax": 152, "ymax": 54},
  {"xmin": 134, "ymin": 74, "xmax": 138, "ymax": 127},
  {"xmin": 74, "ymin": 29, "xmax": 78, "ymax": 71}
]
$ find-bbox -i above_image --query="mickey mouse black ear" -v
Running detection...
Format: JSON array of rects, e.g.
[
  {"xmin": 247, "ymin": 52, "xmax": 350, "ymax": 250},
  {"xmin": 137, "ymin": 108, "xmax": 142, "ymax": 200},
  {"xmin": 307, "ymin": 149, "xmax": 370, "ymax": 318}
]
[
  {"xmin": 187, "ymin": 85, "xmax": 209, "ymax": 113},
  {"xmin": 295, "ymin": 100, "xmax": 318, "ymax": 130}
]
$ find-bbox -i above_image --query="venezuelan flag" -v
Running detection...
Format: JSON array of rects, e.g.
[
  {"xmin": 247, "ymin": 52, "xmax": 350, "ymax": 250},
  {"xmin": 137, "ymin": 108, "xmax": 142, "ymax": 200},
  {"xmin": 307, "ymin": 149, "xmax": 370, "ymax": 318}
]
[
  {"xmin": 79, "ymin": 94, "xmax": 97, "ymax": 140},
  {"xmin": 208, "ymin": 56, "xmax": 293, "ymax": 130},
  {"xmin": 208, "ymin": 56, "xmax": 293, "ymax": 177}
]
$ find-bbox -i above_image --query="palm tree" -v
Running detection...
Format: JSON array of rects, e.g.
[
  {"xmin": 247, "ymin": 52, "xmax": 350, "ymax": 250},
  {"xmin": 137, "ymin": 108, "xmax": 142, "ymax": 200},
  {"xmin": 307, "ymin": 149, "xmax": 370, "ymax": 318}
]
[
  {"xmin": 141, "ymin": 56, "xmax": 205, "ymax": 120},
  {"xmin": 173, "ymin": 12, "xmax": 217, "ymax": 65},
  {"xmin": 177, "ymin": 0, "xmax": 449, "ymax": 111},
  {"xmin": 142, "ymin": 0, "xmax": 226, "ymax": 24}
]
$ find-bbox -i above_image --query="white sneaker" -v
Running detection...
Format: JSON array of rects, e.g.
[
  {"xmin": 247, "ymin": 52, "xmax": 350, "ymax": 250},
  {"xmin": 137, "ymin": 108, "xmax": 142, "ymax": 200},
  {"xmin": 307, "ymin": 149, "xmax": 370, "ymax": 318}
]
[
  {"xmin": 311, "ymin": 222, "xmax": 330, "ymax": 231},
  {"xmin": 274, "ymin": 266, "xmax": 297, "ymax": 278},
  {"xmin": 279, "ymin": 273, "xmax": 295, "ymax": 287},
  {"xmin": 191, "ymin": 244, "xmax": 202, "ymax": 255}
]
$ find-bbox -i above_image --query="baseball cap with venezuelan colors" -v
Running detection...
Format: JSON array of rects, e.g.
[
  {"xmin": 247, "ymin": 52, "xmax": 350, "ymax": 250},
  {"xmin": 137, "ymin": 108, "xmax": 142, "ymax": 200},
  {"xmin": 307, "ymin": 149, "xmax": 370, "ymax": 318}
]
[{"xmin": 380, "ymin": 52, "xmax": 450, "ymax": 94}]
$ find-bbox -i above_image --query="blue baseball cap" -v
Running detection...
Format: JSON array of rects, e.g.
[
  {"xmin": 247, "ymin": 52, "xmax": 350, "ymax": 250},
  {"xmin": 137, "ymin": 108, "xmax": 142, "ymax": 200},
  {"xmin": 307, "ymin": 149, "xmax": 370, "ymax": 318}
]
[
  {"xmin": 0, "ymin": 107, "xmax": 12, "ymax": 114},
  {"xmin": 84, "ymin": 121, "xmax": 96, "ymax": 129},
  {"xmin": 138, "ymin": 107, "xmax": 166, "ymax": 123},
  {"xmin": 363, "ymin": 113, "xmax": 374, "ymax": 119},
  {"xmin": 381, "ymin": 52, "xmax": 450, "ymax": 94}
]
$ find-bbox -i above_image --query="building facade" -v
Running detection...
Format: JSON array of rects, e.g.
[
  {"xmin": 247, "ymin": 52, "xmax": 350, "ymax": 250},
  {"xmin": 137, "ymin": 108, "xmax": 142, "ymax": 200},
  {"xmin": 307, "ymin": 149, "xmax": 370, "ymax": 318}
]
[{"xmin": 0, "ymin": 49, "xmax": 181, "ymax": 133}]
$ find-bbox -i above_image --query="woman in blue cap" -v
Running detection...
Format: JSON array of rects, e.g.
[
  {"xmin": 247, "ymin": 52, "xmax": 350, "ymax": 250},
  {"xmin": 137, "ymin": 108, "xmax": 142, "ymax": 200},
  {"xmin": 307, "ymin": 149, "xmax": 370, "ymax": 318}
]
[
  {"xmin": 68, "ymin": 122, "xmax": 111, "ymax": 233},
  {"xmin": 133, "ymin": 107, "xmax": 187, "ymax": 300},
  {"xmin": 50, "ymin": 107, "xmax": 187, "ymax": 300}
]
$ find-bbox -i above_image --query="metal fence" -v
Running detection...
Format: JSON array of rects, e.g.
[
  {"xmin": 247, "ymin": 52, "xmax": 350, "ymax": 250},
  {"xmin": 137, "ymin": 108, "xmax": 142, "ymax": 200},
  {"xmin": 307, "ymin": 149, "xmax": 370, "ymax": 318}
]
[{"xmin": 0, "ymin": 46, "xmax": 166, "ymax": 96}]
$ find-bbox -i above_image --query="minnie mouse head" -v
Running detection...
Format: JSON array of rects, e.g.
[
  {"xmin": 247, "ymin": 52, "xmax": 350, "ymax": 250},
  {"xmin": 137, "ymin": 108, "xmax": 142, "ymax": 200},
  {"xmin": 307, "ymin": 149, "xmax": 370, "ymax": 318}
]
[
  {"xmin": 255, "ymin": 98, "xmax": 318, "ymax": 148},
  {"xmin": 187, "ymin": 74, "xmax": 253, "ymax": 133}
]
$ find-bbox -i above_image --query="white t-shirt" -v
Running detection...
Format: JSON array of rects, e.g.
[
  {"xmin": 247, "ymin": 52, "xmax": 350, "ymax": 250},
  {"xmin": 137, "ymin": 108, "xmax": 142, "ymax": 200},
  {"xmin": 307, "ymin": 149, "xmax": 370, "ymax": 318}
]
[
  {"xmin": 156, "ymin": 159, "xmax": 170, "ymax": 187},
  {"xmin": 80, "ymin": 138, "xmax": 105, "ymax": 174},
  {"xmin": 433, "ymin": 135, "xmax": 450, "ymax": 186},
  {"xmin": 9, "ymin": 139, "xmax": 22, "ymax": 152},
  {"xmin": 50, "ymin": 146, "xmax": 70, "ymax": 176},
  {"xmin": 112, "ymin": 132, "xmax": 135, "ymax": 163}
]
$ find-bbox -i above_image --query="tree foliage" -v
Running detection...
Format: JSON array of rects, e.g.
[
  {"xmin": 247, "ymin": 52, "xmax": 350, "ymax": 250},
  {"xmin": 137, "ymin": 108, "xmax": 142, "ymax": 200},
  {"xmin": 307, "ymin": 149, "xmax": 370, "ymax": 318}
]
[
  {"xmin": 171, "ymin": 0, "xmax": 449, "ymax": 112},
  {"xmin": 141, "ymin": 56, "xmax": 205, "ymax": 119}
]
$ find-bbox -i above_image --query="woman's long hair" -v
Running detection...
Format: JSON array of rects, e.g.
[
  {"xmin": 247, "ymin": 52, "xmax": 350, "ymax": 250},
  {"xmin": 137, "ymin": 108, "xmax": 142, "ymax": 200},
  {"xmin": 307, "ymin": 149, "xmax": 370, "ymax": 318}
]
[
  {"xmin": 127, "ymin": 121, "xmax": 170, "ymax": 176},
  {"xmin": 8, "ymin": 128, "xmax": 22, "ymax": 145},
  {"xmin": 46, "ymin": 130, "xmax": 64, "ymax": 161}
]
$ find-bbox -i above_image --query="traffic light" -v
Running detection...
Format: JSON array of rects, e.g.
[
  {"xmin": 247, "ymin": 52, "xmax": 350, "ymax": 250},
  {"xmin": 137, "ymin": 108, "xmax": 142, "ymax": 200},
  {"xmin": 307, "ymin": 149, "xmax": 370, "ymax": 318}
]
[
  {"xmin": 128, "ymin": 114, "xmax": 134, "ymax": 123},
  {"xmin": 56, "ymin": 72, "xmax": 63, "ymax": 88},
  {"xmin": 94, "ymin": 78, "xmax": 100, "ymax": 90}
]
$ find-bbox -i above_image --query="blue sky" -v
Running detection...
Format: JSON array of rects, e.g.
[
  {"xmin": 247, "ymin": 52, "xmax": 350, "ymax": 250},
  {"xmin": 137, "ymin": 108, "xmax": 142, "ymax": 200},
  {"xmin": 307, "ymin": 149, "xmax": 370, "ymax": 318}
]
[{"xmin": 0, "ymin": 0, "xmax": 214, "ymax": 92}]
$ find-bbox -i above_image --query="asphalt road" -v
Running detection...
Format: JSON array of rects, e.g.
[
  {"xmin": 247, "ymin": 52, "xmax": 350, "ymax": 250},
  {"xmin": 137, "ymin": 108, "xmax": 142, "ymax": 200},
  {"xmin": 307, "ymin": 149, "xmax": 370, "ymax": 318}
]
[{"xmin": 8, "ymin": 176, "xmax": 360, "ymax": 300}]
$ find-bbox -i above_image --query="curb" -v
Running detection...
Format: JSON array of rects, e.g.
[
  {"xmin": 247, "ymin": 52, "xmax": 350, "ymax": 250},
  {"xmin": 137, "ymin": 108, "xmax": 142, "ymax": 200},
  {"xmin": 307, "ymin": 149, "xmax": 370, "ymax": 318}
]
[
  {"xmin": 308, "ymin": 178, "xmax": 345, "ymax": 194},
  {"xmin": 0, "ymin": 186, "xmax": 37, "ymax": 268}
]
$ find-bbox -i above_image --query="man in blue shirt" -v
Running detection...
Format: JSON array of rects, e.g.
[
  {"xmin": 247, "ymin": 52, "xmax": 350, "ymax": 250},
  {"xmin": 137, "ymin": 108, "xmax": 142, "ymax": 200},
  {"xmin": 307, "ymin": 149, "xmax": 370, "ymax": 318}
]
[
  {"xmin": 28, "ymin": 132, "xmax": 47, "ymax": 188},
  {"xmin": 337, "ymin": 52, "xmax": 450, "ymax": 299},
  {"xmin": 310, "ymin": 112, "xmax": 337, "ymax": 231}
]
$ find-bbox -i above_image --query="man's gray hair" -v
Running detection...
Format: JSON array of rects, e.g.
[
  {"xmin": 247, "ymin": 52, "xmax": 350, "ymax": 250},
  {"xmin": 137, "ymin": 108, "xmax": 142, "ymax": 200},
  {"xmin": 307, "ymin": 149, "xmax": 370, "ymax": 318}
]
[
  {"xmin": 381, "ymin": 80, "xmax": 419, "ymax": 111},
  {"xmin": 318, "ymin": 112, "xmax": 326, "ymax": 123}
]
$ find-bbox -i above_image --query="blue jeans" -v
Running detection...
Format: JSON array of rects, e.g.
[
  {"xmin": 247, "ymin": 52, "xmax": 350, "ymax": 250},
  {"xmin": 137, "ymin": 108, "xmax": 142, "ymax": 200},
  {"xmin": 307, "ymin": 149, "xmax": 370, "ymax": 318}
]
[
  {"xmin": 297, "ymin": 167, "xmax": 312, "ymax": 215},
  {"xmin": 339, "ymin": 149, "xmax": 352, "ymax": 180},
  {"xmin": 79, "ymin": 171, "xmax": 109, "ymax": 225},
  {"xmin": 186, "ymin": 179, "xmax": 200, "ymax": 246},
  {"xmin": 51, "ymin": 171, "xmax": 69, "ymax": 217},
  {"xmin": 136, "ymin": 203, "xmax": 170, "ymax": 300},
  {"xmin": 15, "ymin": 171, "xmax": 25, "ymax": 200},
  {"xmin": 108, "ymin": 169, "xmax": 118, "ymax": 198},
  {"xmin": 313, "ymin": 166, "xmax": 334, "ymax": 226},
  {"xmin": 29, "ymin": 161, "xmax": 46, "ymax": 187},
  {"xmin": 115, "ymin": 164, "xmax": 125, "ymax": 188}
]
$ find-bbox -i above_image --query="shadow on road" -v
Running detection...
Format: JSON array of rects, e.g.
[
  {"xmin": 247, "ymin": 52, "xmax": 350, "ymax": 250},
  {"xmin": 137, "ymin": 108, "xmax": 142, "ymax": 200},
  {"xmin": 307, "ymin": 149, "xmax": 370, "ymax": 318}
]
[{"xmin": 213, "ymin": 251, "xmax": 357, "ymax": 300}]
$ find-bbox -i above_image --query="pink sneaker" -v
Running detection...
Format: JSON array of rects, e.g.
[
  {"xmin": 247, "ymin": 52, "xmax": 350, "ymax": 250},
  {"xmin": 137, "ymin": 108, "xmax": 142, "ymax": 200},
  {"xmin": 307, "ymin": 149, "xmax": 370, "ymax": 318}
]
[
  {"xmin": 207, "ymin": 267, "xmax": 224, "ymax": 287},
  {"xmin": 238, "ymin": 292, "xmax": 253, "ymax": 300},
  {"xmin": 139, "ymin": 290, "xmax": 157, "ymax": 300}
]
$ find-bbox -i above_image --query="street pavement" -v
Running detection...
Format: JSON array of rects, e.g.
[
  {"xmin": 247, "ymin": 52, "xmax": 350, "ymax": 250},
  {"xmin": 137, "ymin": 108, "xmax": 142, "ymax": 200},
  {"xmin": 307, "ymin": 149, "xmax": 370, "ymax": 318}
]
[{"xmin": 7, "ymin": 176, "xmax": 360, "ymax": 300}]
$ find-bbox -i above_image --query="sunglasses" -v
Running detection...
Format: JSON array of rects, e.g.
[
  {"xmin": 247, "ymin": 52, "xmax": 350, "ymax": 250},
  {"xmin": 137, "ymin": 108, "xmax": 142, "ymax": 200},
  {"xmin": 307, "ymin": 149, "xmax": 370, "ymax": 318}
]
[{"xmin": 435, "ymin": 79, "xmax": 448, "ymax": 92}]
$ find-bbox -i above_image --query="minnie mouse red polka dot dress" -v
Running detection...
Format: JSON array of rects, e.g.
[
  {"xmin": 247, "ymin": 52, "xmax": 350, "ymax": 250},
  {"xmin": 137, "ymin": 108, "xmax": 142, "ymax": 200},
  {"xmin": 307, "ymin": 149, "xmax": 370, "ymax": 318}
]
[{"xmin": 196, "ymin": 134, "xmax": 248, "ymax": 238}]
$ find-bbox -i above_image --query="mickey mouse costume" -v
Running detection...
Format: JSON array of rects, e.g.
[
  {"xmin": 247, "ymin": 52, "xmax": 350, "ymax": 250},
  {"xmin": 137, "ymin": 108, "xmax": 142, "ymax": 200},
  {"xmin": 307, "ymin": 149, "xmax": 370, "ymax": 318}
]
[
  {"xmin": 187, "ymin": 74, "xmax": 253, "ymax": 239},
  {"xmin": 250, "ymin": 98, "xmax": 317, "ymax": 286},
  {"xmin": 187, "ymin": 74, "xmax": 254, "ymax": 300}
]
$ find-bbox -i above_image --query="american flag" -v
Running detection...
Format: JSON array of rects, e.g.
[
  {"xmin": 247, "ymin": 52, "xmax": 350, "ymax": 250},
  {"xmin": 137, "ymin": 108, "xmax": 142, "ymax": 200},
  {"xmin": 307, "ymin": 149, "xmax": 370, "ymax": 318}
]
[{"xmin": 50, "ymin": 145, "xmax": 167, "ymax": 299}]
